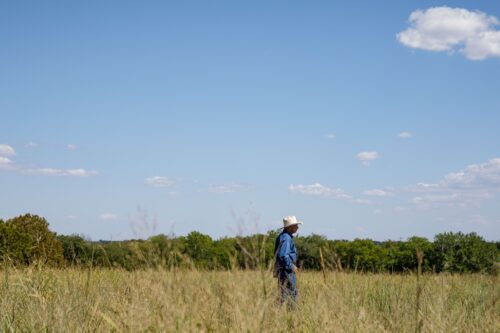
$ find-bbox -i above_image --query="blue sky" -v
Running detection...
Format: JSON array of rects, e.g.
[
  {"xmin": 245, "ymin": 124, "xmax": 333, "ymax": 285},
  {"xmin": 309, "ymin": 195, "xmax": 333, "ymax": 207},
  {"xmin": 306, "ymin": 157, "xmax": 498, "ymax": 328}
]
[{"xmin": 1, "ymin": 1, "xmax": 499, "ymax": 241}]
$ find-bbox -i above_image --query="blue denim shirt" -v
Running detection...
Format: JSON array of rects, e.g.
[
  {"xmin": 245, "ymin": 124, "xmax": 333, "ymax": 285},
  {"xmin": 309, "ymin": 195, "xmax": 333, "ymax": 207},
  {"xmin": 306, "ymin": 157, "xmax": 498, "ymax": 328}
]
[{"xmin": 274, "ymin": 231, "xmax": 297, "ymax": 272}]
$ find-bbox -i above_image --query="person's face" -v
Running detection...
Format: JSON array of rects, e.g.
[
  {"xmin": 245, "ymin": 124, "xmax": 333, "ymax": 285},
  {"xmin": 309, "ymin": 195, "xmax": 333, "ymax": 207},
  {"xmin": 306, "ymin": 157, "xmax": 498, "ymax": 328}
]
[{"xmin": 287, "ymin": 224, "xmax": 299, "ymax": 234}]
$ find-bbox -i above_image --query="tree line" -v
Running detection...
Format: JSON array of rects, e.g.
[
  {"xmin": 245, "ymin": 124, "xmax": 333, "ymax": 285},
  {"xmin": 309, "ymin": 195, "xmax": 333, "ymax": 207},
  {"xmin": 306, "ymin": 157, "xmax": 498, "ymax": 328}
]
[{"xmin": 1, "ymin": 214, "xmax": 498, "ymax": 273}]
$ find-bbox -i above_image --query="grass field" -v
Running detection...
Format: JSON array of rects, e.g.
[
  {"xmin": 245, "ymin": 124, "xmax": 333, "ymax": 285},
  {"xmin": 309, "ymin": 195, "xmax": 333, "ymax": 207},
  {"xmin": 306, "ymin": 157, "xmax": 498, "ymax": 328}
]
[{"xmin": 0, "ymin": 268, "xmax": 498, "ymax": 332}]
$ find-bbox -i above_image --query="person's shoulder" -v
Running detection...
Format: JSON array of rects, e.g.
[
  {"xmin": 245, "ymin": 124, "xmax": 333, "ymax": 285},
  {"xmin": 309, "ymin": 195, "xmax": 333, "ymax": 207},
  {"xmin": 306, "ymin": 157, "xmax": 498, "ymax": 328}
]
[{"xmin": 279, "ymin": 232, "xmax": 292, "ymax": 241}]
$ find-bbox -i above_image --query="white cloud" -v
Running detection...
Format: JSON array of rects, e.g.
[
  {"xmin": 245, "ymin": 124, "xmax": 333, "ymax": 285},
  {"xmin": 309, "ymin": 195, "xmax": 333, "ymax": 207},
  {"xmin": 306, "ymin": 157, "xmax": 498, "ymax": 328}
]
[
  {"xmin": 0, "ymin": 156, "xmax": 14, "ymax": 169},
  {"xmin": 356, "ymin": 151, "xmax": 379, "ymax": 166},
  {"xmin": 289, "ymin": 183, "xmax": 352, "ymax": 199},
  {"xmin": 0, "ymin": 144, "xmax": 98, "ymax": 177},
  {"xmin": 99, "ymin": 213, "xmax": 118, "ymax": 221},
  {"xmin": 416, "ymin": 182, "xmax": 439, "ymax": 189},
  {"xmin": 0, "ymin": 144, "xmax": 16, "ymax": 156},
  {"xmin": 208, "ymin": 183, "xmax": 248, "ymax": 193},
  {"xmin": 398, "ymin": 132, "xmax": 412, "ymax": 139},
  {"xmin": 25, "ymin": 168, "xmax": 98, "ymax": 177},
  {"xmin": 145, "ymin": 176, "xmax": 174, "ymax": 187},
  {"xmin": 25, "ymin": 142, "xmax": 39, "ymax": 149},
  {"xmin": 209, "ymin": 185, "xmax": 236, "ymax": 193},
  {"xmin": 289, "ymin": 183, "xmax": 373, "ymax": 205},
  {"xmin": 406, "ymin": 158, "xmax": 500, "ymax": 209},
  {"xmin": 397, "ymin": 6, "xmax": 500, "ymax": 60},
  {"xmin": 363, "ymin": 189, "xmax": 393, "ymax": 197},
  {"xmin": 352, "ymin": 198, "xmax": 371, "ymax": 205},
  {"xmin": 410, "ymin": 193, "xmax": 460, "ymax": 208},
  {"xmin": 66, "ymin": 144, "xmax": 78, "ymax": 150},
  {"xmin": 464, "ymin": 30, "xmax": 500, "ymax": 60},
  {"xmin": 443, "ymin": 158, "xmax": 500, "ymax": 189},
  {"xmin": 325, "ymin": 133, "xmax": 336, "ymax": 140}
]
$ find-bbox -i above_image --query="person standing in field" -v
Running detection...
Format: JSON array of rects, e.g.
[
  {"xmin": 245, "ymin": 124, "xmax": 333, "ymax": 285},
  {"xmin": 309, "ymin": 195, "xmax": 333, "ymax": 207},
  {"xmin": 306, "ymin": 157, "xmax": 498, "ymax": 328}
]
[{"xmin": 274, "ymin": 215, "xmax": 303, "ymax": 309}]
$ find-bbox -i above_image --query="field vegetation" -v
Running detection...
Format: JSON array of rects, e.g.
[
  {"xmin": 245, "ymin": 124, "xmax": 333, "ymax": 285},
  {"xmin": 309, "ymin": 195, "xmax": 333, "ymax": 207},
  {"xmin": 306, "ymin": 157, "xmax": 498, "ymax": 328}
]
[
  {"xmin": 1, "ymin": 214, "xmax": 499, "ymax": 332},
  {"xmin": 0, "ymin": 268, "xmax": 498, "ymax": 332}
]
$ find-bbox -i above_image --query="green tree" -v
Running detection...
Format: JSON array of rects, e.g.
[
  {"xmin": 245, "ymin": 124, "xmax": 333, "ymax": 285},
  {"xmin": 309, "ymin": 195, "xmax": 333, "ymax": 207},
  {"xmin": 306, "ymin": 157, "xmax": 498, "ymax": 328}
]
[
  {"xmin": 434, "ymin": 232, "xmax": 497, "ymax": 273},
  {"xmin": 1, "ymin": 214, "xmax": 64, "ymax": 266},
  {"xmin": 345, "ymin": 239, "xmax": 387, "ymax": 272},
  {"xmin": 57, "ymin": 234, "xmax": 92, "ymax": 265},
  {"xmin": 213, "ymin": 237, "xmax": 237, "ymax": 269},
  {"xmin": 383, "ymin": 237, "xmax": 433, "ymax": 272},
  {"xmin": 295, "ymin": 234, "xmax": 330, "ymax": 270},
  {"xmin": 185, "ymin": 231, "xmax": 215, "ymax": 268}
]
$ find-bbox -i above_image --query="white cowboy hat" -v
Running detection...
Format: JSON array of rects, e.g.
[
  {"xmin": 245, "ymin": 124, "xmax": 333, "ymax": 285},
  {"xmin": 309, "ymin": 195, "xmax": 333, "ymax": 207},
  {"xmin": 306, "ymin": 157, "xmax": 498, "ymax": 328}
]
[{"xmin": 282, "ymin": 216, "xmax": 304, "ymax": 228}]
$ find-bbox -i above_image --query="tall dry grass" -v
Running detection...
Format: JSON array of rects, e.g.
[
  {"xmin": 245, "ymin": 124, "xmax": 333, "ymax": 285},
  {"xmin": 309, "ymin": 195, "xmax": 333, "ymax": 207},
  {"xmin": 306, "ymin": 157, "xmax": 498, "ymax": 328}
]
[{"xmin": 0, "ymin": 267, "xmax": 498, "ymax": 332}]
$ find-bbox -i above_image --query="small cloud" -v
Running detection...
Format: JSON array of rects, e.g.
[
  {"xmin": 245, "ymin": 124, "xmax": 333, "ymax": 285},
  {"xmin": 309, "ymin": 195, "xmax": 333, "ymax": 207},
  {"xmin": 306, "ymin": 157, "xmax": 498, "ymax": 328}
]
[
  {"xmin": 0, "ymin": 156, "xmax": 14, "ymax": 169},
  {"xmin": 25, "ymin": 168, "xmax": 98, "ymax": 177},
  {"xmin": 410, "ymin": 193, "xmax": 460, "ymax": 209},
  {"xmin": 25, "ymin": 142, "xmax": 39, "ymax": 149},
  {"xmin": 288, "ymin": 183, "xmax": 372, "ymax": 205},
  {"xmin": 66, "ymin": 144, "xmax": 78, "ymax": 151},
  {"xmin": 356, "ymin": 151, "xmax": 379, "ymax": 166},
  {"xmin": 208, "ymin": 183, "xmax": 249, "ymax": 193},
  {"xmin": 99, "ymin": 213, "xmax": 118, "ymax": 221},
  {"xmin": 373, "ymin": 209, "xmax": 383, "ymax": 215},
  {"xmin": 397, "ymin": 6, "xmax": 500, "ymax": 60},
  {"xmin": 352, "ymin": 198, "xmax": 371, "ymax": 205},
  {"xmin": 416, "ymin": 182, "xmax": 439, "ymax": 189},
  {"xmin": 289, "ymin": 183, "xmax": 352, "ymax": 199},
  {"xmin": 0, "ymin": 144, "xmax": 16, "ymax": 156},
  {"xmin": 145, "ymin": 176, "xmax": 174, "ymax": 187},
  {"xmin": 209, "ymin": 185, "xmax": 236, "ymax": 193},
  {"xmin": 363, "ymin": 189, "xmax": 393, "ymax": 197},
  {"xmin": 398, "ymin": 132, "xmax": 412, "ymax": 139},
  {"xmin": 325, "ymin": 133, "xmax": 336, "ymax": 140}
]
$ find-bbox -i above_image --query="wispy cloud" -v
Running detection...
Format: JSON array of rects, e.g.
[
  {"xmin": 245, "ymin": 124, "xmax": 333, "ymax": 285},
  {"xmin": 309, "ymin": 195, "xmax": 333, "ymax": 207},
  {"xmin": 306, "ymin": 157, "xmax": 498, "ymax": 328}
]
[
  {"xmin": 0, "ymin": 144, "xmax": 16, "ymax": 156},
  {"xmin": 24, "ymin": 168, "xmax": 98, "ymax": 177},
  {"xmin": 397, "ymin": 6, "xmax": 500, "ymax": 60},
  {"xmin": 289, "ymin": 183, "xmax": 352, "ymax": 199},
  {"xmin": 66, "ymin": 144, "xmax": 78, "ymax": 151},
  {"xmin": 145, "ymin": 176, "xmax": 175, "ymax": 187},
  {"xmin": 406, "ymin": 158, "xmax": 500, "ymax": 208},
  {"xmin": 443, "ymin": 158, "xmax": 500, "ymax": 189},
  {"xmin": 0, "ymin": 143, "xmax": 97, "ymax": 177},
  {"xmin": 0, "ymin": 156, "xmax": 14, "ymax": 170},
  {"xmin": 25, "ymin": 142, "xmax": 39, "ymax": 149},
  {"xmin": 289, "ymin": 183, "xmax": 370, "ymax": 204},
  {"xmin": 398, "ymin": 131, "xmax": 412, "ymax": 139},
  {"xmin": 325, "ymin": 133, "xmax": 336, "ymax": 140},
  {"xmin": 356, "ymin": 151, "xmax": 379, "ymax": 166},
  {"xmin": 363, "ymin": 189, "xmax": 393, "ymax": 197},
  {"xmin": 208, "ymin": 183, "xmax": 249, "ymax": 193},
  {"xmin": 99, "ymin": 213, "xmax": 118, "ymax": 221}
]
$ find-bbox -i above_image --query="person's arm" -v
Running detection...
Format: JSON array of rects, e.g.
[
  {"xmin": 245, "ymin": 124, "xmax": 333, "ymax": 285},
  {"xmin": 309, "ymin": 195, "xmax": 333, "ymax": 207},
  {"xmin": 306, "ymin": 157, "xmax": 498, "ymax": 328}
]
[{"xmin": 278, "ymin": 236, "xmax": 297, "ymax": 272}]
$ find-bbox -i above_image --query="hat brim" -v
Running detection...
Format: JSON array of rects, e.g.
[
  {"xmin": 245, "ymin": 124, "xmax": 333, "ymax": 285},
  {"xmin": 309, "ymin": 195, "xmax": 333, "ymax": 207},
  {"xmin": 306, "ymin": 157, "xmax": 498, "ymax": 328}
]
[{"xmin": 283, "ymin": 221, "xmax": 303, "ymax": 228}]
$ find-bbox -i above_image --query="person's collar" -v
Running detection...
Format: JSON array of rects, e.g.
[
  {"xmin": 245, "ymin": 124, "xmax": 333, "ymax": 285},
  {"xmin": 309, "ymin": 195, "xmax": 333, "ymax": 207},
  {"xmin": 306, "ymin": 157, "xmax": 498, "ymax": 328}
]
[{"xmin": 284, "ymin": 229, "xmax": 294, "ymax": 237}]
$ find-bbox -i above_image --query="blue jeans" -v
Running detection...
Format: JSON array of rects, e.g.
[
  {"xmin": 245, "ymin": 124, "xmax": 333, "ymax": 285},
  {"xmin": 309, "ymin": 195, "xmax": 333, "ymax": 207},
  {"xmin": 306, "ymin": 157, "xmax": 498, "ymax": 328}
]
[{"xmin": 278, "ymin": 270, "xmax": 297, "ymax": 308}]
